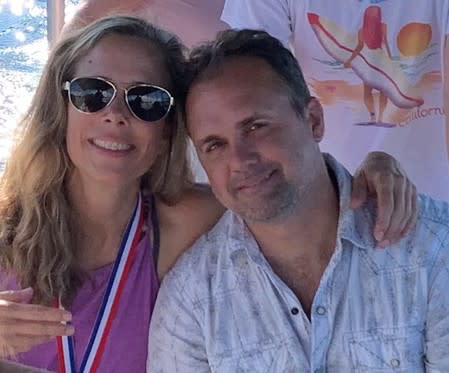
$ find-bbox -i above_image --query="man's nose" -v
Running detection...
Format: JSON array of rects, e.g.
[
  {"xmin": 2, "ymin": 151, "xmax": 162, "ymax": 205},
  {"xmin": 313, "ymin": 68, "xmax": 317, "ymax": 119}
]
[{"xmin": 230, "ymin": 140, "xmax": 260, "ymax": 171}]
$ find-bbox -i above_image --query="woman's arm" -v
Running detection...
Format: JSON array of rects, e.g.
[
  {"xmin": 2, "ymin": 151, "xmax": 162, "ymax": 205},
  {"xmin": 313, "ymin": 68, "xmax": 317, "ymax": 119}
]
[{"xmin": 156, "ymin": 185, "xmax": 225, "ymax": 280}]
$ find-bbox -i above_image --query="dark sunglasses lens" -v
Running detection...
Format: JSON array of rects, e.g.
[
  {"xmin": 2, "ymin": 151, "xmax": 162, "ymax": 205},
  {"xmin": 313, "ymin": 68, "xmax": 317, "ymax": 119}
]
[
  {"xmin": 69, "ymin": 78, "xmax": 114, "ymax": 113},
  {"xmin": 127, "ymin": 86, "xmax": 171, "ymax": 122}
]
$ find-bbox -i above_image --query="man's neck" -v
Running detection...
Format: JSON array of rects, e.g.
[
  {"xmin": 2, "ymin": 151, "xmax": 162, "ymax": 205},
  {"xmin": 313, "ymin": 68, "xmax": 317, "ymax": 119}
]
[
  {"xmin": 68, "ymin": 174, "xmax": 141, "ymax": 270},
  {"xmin": 246, "ymin": 169, "xmax": 340, "ymax": 316},
  {"xmin": 248, "ymin": 170, "xmax": 339, "ymax": 261}
]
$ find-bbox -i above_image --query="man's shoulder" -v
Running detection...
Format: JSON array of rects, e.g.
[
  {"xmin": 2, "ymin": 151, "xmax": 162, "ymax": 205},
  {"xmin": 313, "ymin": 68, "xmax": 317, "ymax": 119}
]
[
  {"xmin": 161, "ymin": 209, "xmax": 244, "ymax": 288},
  {"xmin": 417, "ymin": 193, "xmax": 449, "ymax": 227},
  {"xmin": 350, "ymin": 193, "xmax": 449, "ymax": 272},
  {"xmin": 359, "ymin": 193, "xmax": 449, "ymax": 246},
  {"xmin": 414, "ymin": 193, "xmax": 449, "ymax": 255},
  {"xmin": 383, "ymin": 194, "xmax": 449, "ymax": 265}
]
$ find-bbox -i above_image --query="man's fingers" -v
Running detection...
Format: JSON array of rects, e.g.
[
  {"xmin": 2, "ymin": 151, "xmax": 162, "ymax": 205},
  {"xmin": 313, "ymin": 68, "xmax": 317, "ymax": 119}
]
[
  {"xmin": 350, "ymin": 171, "xmax": 368, "ymax": 209},
  {"xmin": 401, "ymin": 184, "xmax": 418, "ymax": 236},
  {"xmin": 373, "ymin": 172, "xmax": 394, "ymax": 244},
  {"xmin": 380, "ymin": 178, "xmax": 407, "ymax": 245},
  {"xmin": 396, "ymin": 182, "xmax": 414, "ymax": 235},
  {"xmin": 354, "ymin": 151, "xmax": 418, "ymax": 246}
]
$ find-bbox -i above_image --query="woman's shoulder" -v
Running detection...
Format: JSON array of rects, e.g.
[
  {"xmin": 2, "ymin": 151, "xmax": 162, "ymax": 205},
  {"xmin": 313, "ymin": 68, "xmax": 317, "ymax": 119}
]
[
  {"xmin": 158, "ymin": 183, "xmax": 224, "ymax": 227},
  {"xmin": 155, "ymin": 184, "xmax": 225, "ymax": 279}
]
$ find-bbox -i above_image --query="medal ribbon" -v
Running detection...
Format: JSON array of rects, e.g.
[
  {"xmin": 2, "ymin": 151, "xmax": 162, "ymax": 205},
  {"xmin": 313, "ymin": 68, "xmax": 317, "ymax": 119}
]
[{"xmin": 56, "ymin": 193, "xmax": 144, "ymax": 373}]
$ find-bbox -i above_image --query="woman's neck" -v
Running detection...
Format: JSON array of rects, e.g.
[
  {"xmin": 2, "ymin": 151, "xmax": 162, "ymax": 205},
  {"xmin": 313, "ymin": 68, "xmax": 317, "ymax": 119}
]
[{"xmin": 68, "ymin": 175, "xmax": 141, "ymax": 270}]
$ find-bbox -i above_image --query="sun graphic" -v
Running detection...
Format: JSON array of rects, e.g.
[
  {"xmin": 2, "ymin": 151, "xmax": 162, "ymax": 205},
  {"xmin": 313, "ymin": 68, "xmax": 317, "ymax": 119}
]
[{"xmin": 397, "ymin": 23, "xmax": 432, "ymax": 57}]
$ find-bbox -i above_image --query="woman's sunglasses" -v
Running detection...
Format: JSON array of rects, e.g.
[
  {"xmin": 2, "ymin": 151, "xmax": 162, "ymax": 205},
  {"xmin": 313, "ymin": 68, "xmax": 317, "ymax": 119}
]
[{"xmin": 62, "ymin": 77, "xmax": 175, "ymax": 123}]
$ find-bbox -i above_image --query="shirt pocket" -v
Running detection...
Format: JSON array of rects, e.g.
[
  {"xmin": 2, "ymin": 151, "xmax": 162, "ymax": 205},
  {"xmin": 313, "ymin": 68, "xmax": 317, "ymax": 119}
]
[
  {"xmin": 346, "ymin": 326, "xmax": 425, "ymax": 372},
  {"xmin": 208, "ymin": 338, "xmax": 305, "ymax": 373}
]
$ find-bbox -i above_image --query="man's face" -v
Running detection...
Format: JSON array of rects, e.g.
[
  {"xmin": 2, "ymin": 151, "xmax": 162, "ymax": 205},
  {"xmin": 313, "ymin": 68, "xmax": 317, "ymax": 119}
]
[{"xmin": 186, "ymin": 56, "xmax": 324, "ymax": 222}]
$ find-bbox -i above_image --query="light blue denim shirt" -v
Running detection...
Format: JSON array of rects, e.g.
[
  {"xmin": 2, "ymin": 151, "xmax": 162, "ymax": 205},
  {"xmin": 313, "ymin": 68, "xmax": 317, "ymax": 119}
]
[{"xmin": 148, "ymin": 155, "xmax": 449, "ymax": 373}]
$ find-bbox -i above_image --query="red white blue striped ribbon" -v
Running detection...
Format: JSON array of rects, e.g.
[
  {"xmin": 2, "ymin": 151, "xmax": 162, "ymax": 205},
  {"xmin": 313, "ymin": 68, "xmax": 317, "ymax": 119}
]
[{"xmin": 56, "ymin": 193, "xmax": 144, "ymax": 373}]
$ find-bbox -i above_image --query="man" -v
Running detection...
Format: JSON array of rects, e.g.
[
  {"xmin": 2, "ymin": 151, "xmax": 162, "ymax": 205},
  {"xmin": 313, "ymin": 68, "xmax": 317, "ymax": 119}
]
[
  {"xmin": 221, "ymin": 0, "xmax": 449, "ymax": 202},
  {"xmin": 148, "ymin": 29, "xmax": 449, "ymax": 371}
]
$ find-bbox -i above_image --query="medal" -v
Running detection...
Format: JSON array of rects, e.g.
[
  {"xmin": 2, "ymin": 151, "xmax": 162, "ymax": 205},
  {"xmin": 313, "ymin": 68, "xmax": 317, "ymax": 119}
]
[{"xmin": 56, "ymin": 193, "xmax": 144, "ymax": 372}]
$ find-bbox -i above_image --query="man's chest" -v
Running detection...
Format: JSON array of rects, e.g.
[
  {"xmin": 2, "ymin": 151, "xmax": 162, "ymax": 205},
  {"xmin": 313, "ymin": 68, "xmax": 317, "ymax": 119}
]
[
  {"xmin": 201, "ymin": 253, "xmax": 427, "ymax": 372},
  {"xmin": 269, "ymin": 259, "xmax": 325, "ymax": 318}
]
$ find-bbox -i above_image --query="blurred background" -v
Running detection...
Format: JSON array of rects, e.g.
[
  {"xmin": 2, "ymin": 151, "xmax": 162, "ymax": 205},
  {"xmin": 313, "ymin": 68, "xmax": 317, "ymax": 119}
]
[{"xmin": 0, "ymin": 0, "xmax": 80, "ymax": 170}]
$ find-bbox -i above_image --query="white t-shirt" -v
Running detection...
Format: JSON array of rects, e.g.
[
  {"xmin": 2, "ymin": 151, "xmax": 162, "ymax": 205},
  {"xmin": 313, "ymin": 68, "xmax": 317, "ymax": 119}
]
[{"xmin": 222, "ymin": 0, "xmax": 449, "ymax": 201}]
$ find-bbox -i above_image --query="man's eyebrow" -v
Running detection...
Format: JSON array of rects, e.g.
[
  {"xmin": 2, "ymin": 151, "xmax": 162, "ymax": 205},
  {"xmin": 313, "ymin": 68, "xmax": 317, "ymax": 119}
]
[
  {"xmin": 237, "ymin": 113, "xmax": 266, "ymax": 128},
  {"xmin": 196, "ymin": 113, "xmax": 268, "ymax": 147},
  {"xmin": 198, "ymin": 134, "xmax": 222, "ymax": 148}
]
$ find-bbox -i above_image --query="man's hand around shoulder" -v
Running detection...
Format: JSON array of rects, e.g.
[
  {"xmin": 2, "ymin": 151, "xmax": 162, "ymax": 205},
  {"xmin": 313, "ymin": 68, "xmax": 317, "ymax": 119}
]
[{"xmin": 350, "ymin": 151, "xmax": 417, "ymax": 247}]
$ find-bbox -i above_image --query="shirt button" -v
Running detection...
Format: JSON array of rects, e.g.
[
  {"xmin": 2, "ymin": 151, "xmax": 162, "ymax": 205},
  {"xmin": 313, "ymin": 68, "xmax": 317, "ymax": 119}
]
[
  {"xmin": 390, "ymin": 358, "xmax": 401, "ymax": 368},
  {"xmin": 316, "ymin": 306, "xmax": 327, "ymax": 315},
  {"xmin": 291, "ymin": 307, "xmax": 299, "ymax": 315}
]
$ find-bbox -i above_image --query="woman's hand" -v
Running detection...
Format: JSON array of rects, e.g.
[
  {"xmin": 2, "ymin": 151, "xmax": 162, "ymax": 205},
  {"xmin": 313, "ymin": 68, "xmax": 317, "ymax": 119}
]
[
  {"xmin": 0, "ymin": 288, "xmax": 73, "ymax": 358},
  {"xmin": 350, "ymin": 151, "xmax": 417, "ymax": 247}
]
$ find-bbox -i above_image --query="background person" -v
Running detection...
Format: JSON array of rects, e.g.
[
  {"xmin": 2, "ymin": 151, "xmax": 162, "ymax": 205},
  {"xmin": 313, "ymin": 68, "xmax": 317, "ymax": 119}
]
[{"xmin": 65, "ymin": 0, "xmax": 228, "ymax": 48}]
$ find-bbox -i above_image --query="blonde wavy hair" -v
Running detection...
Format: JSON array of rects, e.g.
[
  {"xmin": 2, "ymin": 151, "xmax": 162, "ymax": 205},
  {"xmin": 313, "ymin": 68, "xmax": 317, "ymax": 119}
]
[{"xmin": 0, "ymin": 16, "xmax": 192, "ymax": 305}]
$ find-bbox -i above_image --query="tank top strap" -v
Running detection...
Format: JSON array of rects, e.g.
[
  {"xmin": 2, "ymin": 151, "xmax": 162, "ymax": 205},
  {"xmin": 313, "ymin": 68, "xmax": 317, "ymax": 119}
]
[{"xmin": 149, "ymin": 194, "xmax": 160, "ymax": 272}]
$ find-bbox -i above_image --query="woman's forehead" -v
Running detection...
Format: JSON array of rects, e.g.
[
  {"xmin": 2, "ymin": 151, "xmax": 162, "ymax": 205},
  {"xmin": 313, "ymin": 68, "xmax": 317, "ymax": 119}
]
[{"xmin": 74, "ymin": 34, "xmax": 170, "ymax": 86}]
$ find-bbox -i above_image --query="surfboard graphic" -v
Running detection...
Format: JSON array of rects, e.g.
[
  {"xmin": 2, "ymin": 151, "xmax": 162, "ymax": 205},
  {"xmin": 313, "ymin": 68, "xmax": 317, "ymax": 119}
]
[{"xmin": 308, "ymin": 12, "xmax": 424, "ymax": 109}]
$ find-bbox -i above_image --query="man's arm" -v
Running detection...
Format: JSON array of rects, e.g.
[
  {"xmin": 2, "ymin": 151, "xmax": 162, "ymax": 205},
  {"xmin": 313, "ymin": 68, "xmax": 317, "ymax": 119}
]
[
  {"xmin": 221, "ymin": 0, "xmax": 293, "ymax": 49},
  {"xmin": 147, "ymin": 271, "xmax": 210, "ymax": 373},
  {"xmin": 424, "ymin": 231, "xmax": 449, "ymax": 371}
]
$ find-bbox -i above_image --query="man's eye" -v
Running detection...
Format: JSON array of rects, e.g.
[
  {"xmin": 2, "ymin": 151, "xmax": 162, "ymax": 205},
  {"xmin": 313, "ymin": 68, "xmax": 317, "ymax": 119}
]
[
  {"xmin": 248, "ymin": 122, "xmax": 266, "ymax": 132},
  {"xmin": 205, "ymin": 142, "xmax": 222, "ymax": 153}
]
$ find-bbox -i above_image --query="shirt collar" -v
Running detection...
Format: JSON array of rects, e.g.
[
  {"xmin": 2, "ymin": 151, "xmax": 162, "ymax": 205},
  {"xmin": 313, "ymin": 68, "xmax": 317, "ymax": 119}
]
[
  {"xmin": 324, "ymin": 153, "xmax": 377, "ymax": 250},
  {"xmin": 227, "ymin": 211, "xmax": 269, "ymax": 267}
]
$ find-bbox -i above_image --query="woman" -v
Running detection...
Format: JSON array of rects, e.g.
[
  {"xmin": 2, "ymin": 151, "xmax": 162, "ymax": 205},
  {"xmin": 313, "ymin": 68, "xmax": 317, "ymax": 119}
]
[
  {"xmin": 0, "ymin": 16, "xmax": 222, "ymax": 371},
  {"xmin": 0, "ymin": 16, "xmax": 414, "ymax": 371}
]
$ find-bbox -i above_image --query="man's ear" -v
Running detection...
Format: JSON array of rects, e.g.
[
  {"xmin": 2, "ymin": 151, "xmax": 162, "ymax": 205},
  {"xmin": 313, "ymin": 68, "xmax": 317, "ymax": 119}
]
[{"xmin": 305, "ymin": 97, "xmax": 324, "ymax": 142}]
